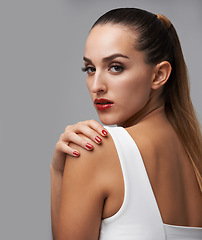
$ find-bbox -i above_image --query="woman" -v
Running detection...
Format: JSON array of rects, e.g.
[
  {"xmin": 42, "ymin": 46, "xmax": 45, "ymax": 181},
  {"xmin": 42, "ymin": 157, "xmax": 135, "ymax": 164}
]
[{"xmin": 51, "ymin": 8, "xmax": 202, "ymax": 239}]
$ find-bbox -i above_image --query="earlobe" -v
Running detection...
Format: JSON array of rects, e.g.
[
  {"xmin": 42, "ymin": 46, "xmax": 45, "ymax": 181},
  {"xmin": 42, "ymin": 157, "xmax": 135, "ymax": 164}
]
[{"xmin": 152, "ymin": 61, "xmax": 172, "ymax": 90}]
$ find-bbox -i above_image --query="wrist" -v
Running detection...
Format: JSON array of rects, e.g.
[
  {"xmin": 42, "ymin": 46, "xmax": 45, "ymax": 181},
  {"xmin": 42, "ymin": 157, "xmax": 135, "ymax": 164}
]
[{"xmin": 50, "ymin": 163, "xmax": 64, "ymax": 175}]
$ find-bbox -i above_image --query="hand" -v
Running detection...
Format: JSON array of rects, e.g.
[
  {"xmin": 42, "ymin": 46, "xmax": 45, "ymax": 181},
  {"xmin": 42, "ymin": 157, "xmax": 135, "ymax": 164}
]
[{"xmin": 51, "ymin": 120, "xmax": 108, "ymax": 172}]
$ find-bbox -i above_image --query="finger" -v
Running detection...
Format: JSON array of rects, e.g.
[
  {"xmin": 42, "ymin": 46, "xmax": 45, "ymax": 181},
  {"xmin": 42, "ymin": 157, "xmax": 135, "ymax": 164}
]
[
  {"xmin": 56, "ymin": 141, "xmax": 80, "ymax": 157},
  {"xmin": 81, "ymin": 119, "xmax": 108, "ymax": 137},
  {"xmin": 64, "ymin": 123, "xmax": 102, "ymax": 144},
  {"xmin": 61, "ymin": 132, "xmax": 94, "ymax": 151},
  {"xmin": 65, "ymin": 120, "xmax": 108, "ymax": 137},
  {"xmin": 70, "ymin": 123, "xmax": 104, "ymax": 144}
]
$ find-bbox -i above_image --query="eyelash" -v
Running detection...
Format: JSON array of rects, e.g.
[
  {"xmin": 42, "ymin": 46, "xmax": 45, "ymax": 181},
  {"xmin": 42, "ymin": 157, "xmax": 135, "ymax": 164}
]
[
  {"xmin": 110, "ymin": 64, "xmax": 125, "ymax": 73},
  {"xmin": 81, "ymin": 66, "xmax": 96, "ymax": 73},
  {"xmin": 81, "ymin": 63, "xmax": 125, "ymax": 74}
]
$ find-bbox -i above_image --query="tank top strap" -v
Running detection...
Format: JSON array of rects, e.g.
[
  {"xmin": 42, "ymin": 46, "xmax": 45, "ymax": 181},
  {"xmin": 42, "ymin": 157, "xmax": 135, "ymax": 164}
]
[{"xmin": 102, "ymin": 126, "xmax": 166, "ymax": 239}]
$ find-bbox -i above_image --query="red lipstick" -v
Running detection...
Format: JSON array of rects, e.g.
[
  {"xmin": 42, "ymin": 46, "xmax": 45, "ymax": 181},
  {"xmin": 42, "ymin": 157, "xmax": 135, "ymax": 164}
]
[{"xmin": 94, "ymin": 98, "xmax": 114, "ymax": 111}]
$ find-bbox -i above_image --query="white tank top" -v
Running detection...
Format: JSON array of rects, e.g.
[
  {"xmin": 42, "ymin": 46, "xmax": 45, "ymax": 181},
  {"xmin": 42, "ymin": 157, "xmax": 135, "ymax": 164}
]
[{"xmin": 99, "ymin": 126, "xmax": 202, "ymax": 240}]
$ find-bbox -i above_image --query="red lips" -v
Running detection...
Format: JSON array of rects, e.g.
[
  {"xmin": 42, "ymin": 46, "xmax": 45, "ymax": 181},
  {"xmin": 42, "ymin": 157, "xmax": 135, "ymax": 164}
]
[{"xmin": 94, "ymin": 98, "xmax": 114, "ymax": 111}]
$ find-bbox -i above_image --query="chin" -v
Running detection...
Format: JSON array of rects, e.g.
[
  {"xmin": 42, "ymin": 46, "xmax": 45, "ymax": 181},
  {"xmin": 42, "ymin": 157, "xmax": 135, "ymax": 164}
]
[
  {"xmin": 100, "ymin": 119, "xmax": 117, "ymax": 126},
  {"xmin": 98, "ymin": 113, "xmax": 134, "ymax": 127},
  {"xmin": 98, "ymin": 115, "xmax": 121, "ymax": 126}
]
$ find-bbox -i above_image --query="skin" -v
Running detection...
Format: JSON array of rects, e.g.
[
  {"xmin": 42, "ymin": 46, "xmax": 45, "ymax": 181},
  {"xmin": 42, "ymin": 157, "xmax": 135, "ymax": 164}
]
[
  {"xmin": 51, "ymin": 24, "xmax": 202, "ymax": 239},
  {"xmin": 84, "ymin": 24, "xmax": 167, "ymax": 127}
]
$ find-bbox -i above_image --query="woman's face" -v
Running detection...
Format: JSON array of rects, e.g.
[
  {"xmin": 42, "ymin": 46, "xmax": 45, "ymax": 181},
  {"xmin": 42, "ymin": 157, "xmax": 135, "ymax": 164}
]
[{"xmin": 83, "ymin": 24, "xmax": 156, "ymax": 127}]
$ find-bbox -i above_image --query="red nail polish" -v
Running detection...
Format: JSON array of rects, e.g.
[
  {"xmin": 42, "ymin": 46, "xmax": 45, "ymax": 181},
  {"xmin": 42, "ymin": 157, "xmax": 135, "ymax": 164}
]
[
  {"xmin": 86, "ymin": 143, "xmax": 93, "ymax": 150},
  {"xmin": 73, "ymin": 151, "xmax": 79, "ymax": 156},
  {"xmin": 95, "ymin": 136, "xmax": 102, "ymax": 143},
  {"xmin": 102, "ymin": 130, "xmax": 108, "ymax": 136}
]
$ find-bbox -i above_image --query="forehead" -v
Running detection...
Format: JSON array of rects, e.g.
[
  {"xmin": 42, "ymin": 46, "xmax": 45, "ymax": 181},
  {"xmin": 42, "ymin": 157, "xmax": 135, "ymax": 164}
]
[{"xmin": 85, "ymin": 24, "xmax": 138, "ymax": 59}]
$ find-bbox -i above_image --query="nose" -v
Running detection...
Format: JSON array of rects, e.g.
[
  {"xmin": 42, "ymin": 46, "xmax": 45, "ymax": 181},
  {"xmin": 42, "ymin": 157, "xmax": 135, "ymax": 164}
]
[{"xmin": 90, "ymin": 71, "xmax": 107, "ymax": 94}]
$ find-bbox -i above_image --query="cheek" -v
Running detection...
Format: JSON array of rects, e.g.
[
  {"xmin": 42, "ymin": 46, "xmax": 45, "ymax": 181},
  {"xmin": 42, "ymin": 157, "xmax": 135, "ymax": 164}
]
[
  {"xmin": 116, "ymin": 75, "xmax": 152, "ymax": 115},
  {"xmin": 86, "ymin": 79, "xmax": 92, "ymax": 97},
  {"xmin": 119, "ymin": 73, "xmax": 151, "ymax": 100}
]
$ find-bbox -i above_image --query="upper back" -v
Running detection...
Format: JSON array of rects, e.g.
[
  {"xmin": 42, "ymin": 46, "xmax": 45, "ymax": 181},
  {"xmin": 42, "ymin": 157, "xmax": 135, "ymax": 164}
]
[
  {"xmin": 126, "ymin": 113, "xmax": 202, "ymax": 227},
  {"xmin": 102, "ymin": 112, "xmax": 202, "ymax": 227}
]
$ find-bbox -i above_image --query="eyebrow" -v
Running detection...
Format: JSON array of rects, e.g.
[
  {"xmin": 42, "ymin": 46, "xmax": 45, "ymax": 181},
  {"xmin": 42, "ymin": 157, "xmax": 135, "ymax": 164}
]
[{"xmin": 83, "ymin": 53, "xmax": 129, "ymax": 64}]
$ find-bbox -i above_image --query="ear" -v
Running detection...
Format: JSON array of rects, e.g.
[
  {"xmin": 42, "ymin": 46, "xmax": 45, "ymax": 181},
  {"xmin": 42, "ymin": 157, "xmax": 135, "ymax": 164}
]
[{"xmin": 152, "ymin": 61, "xmax": 172, "ymax": 90}]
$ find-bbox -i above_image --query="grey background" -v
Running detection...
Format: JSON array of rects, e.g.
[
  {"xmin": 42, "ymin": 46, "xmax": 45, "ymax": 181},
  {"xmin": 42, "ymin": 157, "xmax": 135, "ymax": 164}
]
[{"xmin": 0, "ymin": 0, "xmax": 201, "ymax": 239}]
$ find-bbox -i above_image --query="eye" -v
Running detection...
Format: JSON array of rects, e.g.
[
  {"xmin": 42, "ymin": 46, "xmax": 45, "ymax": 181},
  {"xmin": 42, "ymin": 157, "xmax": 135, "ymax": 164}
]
[
  {"xmin": 109, "ymin": 64, "xmax": 124, "ymax": 73},
  {"xmin": 81, "ymin": 66, "xmax": 96, "ymax": 75}
]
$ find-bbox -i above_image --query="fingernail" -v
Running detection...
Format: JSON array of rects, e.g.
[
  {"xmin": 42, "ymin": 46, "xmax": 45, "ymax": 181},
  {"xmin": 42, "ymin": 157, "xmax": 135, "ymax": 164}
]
[
  {"xmin": 86, "ymin": 143, "xmax": 93, "ymax": 150},
  {"xmin": 102, "ymin": 130, "xmax": 108, "ymax": 136},
  {"xmin": 95, "ymin": 136, "xmax": 102, "ymax": 143},
  {"xmin": 73, "ymin": 151, "xmax": 80, "ymax": 157}
]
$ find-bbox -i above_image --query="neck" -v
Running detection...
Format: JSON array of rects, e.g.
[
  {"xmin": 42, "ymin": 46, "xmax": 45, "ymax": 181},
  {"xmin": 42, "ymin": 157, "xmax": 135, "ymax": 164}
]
[{"xmin": 118, "ymin": 91, "xmax": 166, "ymax": 128}]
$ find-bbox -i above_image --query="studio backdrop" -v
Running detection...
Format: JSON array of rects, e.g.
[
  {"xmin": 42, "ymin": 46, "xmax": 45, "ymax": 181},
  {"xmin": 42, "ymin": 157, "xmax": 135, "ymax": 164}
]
[{"xmin": 0, "ymin": 0, "xmax": 201, "ymax": 239}]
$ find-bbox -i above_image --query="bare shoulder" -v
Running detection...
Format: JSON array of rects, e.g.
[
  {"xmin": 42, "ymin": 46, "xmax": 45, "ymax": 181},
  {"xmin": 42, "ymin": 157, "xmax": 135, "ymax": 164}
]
[
  {"xmin": 67, "ymin": 132, "xmax": 125, "ymax": 220},
  {"xmin": 125, "ymin": 116, "xmax": 184, "ymax": 185},
  {"xmin": 126, "ymin": 114, "xmax": 179, "ymax": 159},
  {"xmin": 125, "ymin": 117, "xmax": 174, "ymax": 170},
  {"xmin": 57, "ymin": 133, "xmax": 120, "ymax": 239},
  {"xmin": 67, "ymin": 132, "xmax": 118, "ymax": 166},
  {"xmin": 66, "ymin": 132, "xmax": 120, "ymax": 194},
  {"xmin": 126, "ymin": 114, "xmax": 175, "ymax": 146}
]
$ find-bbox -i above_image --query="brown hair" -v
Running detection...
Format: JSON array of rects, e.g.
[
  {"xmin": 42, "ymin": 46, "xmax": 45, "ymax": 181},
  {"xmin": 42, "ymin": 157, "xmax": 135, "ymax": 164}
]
[{"xmin": 92, "ymin": 8, "xmax": 202, "ymax": 191}]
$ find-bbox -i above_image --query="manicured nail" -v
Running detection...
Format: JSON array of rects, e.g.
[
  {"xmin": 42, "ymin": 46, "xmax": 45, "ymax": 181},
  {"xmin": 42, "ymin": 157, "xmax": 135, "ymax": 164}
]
[
  {"xmin": 73, "ymin": 151, "xmax": 80, "ymax": 157},
  {"xmin": 86, "ymin": 143, "xmax": 93, "ymax": 150},
  {"xmin": 95, "ymin": 136, "xmax": 102, "ymax": 143},
  {"xmin": 102, "ymin": 130, "xmax": 108, "ymax": 136}
]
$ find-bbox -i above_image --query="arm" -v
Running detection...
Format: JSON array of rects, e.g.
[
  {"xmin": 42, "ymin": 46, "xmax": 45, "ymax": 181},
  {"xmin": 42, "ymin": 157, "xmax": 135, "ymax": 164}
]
[
  {"xmin": 50, "ymin": 120, "xmax": 108, "ymax": 238},
  {"xmin": 56, "ymin": 142, "xmax": 108, "ymax": 240},
  {"xmin": 50, "ymin": 165, "xmax": 63, "ymax": 239}
]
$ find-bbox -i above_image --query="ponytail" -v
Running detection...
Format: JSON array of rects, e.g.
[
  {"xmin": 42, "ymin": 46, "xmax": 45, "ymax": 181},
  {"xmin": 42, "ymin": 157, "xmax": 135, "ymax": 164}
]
[{"xmin": 164, "ymin": 23, "xmax": 202, "ymax": 191}]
